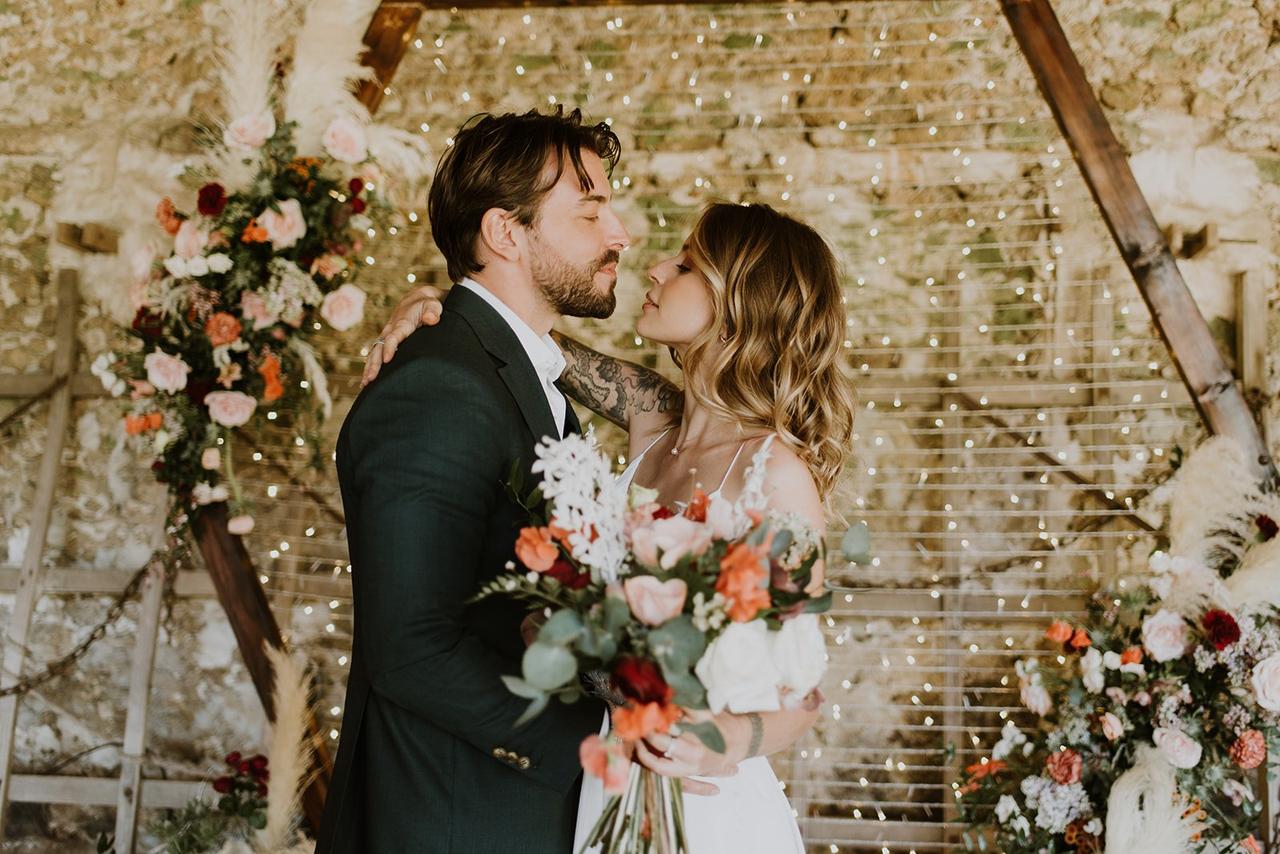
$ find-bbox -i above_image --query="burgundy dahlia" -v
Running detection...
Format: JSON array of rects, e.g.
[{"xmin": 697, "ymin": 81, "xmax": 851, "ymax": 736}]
[
  {"xmin": 197, "ymin": 182, "xmax": 228, "ymax": 217},
  {"xmin": 611, "ymin": 656, "xmax": 672, "ymax": 706},
  {"xmin": 1203, "ymin": 609, "xmax": 1240, "ymax": 651}
]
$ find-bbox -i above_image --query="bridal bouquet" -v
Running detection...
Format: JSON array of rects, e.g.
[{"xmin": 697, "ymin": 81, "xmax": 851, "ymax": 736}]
[
  {"xmin": 95, "ymin": 0, "xmax": 426, "ymax": 527},
  {"xmin": 474, "ymin": 429, "xmax": 832, "ymax": 853},
  {"xmin": 958, "ymin": 438, "xmax": 1280, "ymax": 854}
]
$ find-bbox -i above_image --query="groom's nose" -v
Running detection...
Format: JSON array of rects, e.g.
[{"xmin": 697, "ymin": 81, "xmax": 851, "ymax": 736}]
[{"xmin": 603, "ymin": 208, "xmax": 631, "ymax": 252}]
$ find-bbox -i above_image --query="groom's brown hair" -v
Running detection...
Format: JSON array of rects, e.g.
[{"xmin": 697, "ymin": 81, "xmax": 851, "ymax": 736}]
[{"xmin": 428, "ymin": 107, "xmax": 622, "ymax": 284}]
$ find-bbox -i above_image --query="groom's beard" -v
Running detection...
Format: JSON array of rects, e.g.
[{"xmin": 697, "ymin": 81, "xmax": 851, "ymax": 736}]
[{"xmin": 529, "ymin": 231, "xmax": 618, "ymax": 319}]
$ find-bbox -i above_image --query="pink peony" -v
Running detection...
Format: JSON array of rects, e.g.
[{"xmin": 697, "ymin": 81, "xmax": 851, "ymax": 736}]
[
  {"xmin": 173, "ymin": 220, "xmax": 210, "ymax": 260},
  {"xmin": 143, "ymin": 351, "xmax": 190, "ymax": 394},
  {"xmin": 322, "ymin": 117, "xmax": 369, "ymax": 164},
  {"xmin": 224, "ymin": 111, "xmax": 276, "ymax": 151},
  {"xmin": 635, "ymin": 515, "xmax": 712, "ymax": 570},
  {"xmin": 320, "ymin": 283, "xmax": 367, "ymax": 332},
  {"xmin": 258, "ymin": 199, "xmax": 307, "ymax": 249},
  {"xmin": 201, "ymin": 447, "xmax": 221, "ymax": 470},
  {"xmin": 1101, "ymin": 712, "xmax": 1124, "ymax": 741},
  {"xmin": 1153, "ymin": 726, "xmax": 1202, "ymax": 769},
  {"xmin": 1251, "ymin": 652, "xmax": 1280, "ymax": 711},
  {"xmin": 1141, "ymin": 609, "xmax": 1189, "ymax": 663},
  {"xmin": 205, "ymin": 390, "xmax": 257, "ymax": 427},
  {"xmin": 623, "ymin": 576, "xmax": 687, "ymax": 627},
  {"xmin": 240, "ymin": 290, "xmax": 278, "ymax": 330},
  {"xmin": 227, "ymin": 514, "xmax": 256, "ymax": 535}
]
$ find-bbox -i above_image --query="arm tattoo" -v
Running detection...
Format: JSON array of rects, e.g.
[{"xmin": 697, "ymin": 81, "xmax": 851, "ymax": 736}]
[
  {"xmin": 745, "ymin": 712, "xmax": 764, "ymax": 759},
  {"xmin": 551, "ymin": 331, "xmax": 683, "ymax": 429}
]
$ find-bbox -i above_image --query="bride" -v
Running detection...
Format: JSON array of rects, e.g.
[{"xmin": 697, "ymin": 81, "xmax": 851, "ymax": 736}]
[{"xmin": 364, "ymin": 201, "xmax": 856, "ymax": 852}]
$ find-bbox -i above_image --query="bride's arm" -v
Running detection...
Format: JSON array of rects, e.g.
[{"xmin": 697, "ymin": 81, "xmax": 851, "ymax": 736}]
[
  {"xmin": 549, "ymin": 331, "xmax": 682, "ymax": 431},
  {"xmin": 360, "ymin": 285, "xmax": 684, "ymax": 432}
]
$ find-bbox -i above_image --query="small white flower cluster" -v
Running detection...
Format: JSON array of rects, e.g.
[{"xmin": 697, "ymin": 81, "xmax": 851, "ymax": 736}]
[
  {"xmin": 531, "ymin": 427, "xmax": 628, "ymax": 583},
  {"xmin": 768, "ymin": 511, "xmax": 821, "ymax": 570},
  {"xmin": 91, "ymin": 352, "xmax": 126, "ymax": 397},
  {"xmin": 995, "ymin": 794, "xmax": 1031, "ymax": 837},
  {"xmin": 991, "ymin": 721, "xmax": 1032, "ymax": 761},
  {"xmin": 1016, "ymin": 658, "xmax": 1052, "ymax": 716},
  {"xmin": 164, "ymin": 252, "xmax": 233, "ymax": 280},
  {"xmin": 264, "ymin": 258, "xmax": 324, "ymax": 327},
  {"xmin": 691, "ymin": 591, "xmax": 728, "ymax": 633},
  {"xmin": 1021, "ymin": 775, "xmax": 1091, "ymax": 834},
  {"xmin": 1194, "ymin": 645, "xmax": 1218, "ymax": 672}
]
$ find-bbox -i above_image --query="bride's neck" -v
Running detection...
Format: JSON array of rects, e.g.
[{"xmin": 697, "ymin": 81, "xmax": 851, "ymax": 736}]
[{"xmin": 673, "ymin": 394, "xmax": 748, "ymax": 451}]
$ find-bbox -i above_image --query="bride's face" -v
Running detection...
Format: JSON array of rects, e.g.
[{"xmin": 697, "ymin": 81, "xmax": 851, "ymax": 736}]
[{"xmin": 635, "ymin": 247, "xmax": 715, "ymax": 349}]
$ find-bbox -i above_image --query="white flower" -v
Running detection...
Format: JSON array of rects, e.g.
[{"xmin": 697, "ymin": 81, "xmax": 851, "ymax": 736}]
[
  {"xmin": 206, "ymin": 253, "xmax": 233, "ymax": 274},
  {"xmin": 531, "ymin": 429, "xmax": 627, "ymax": 582},
  {"xmin": 1142, "ymin": 609, "xmax": 1189, "ymax": 662},
  {"xmin": 144, "ymin": 351, "xmax": 190, "ymax": 394},
  {"xmin": 320, "ymin": 283, "xmax": 367, "ymax": 332},
  {"xmin": 90, "ymin": 353, "xmax": 125, "ymax": 397},
  {"xmin": 322, "ymin": 116, "xmax": 369, "ymax": 163},
  {"xmin": 770, "ymin": 613, "xmax": 827, "ymax": 700},
  {"xmin": 163, "ymin": 255, "xmax": 188, "ymax": 278},
  {"xmin": 259, "ymin": 199, "xmax": 307, "ymax": 250},
  {"xmin": 992, "ymin": 721, "xmax": 1027, "ymax": 761},
  {"xmin": 192, "ymin": 482, "xmax": 230, "ymax": 506},
  {"xmin": 1153, "ymin": 726, "xmax": 1203, "ymax": 768},
  {"xmin": 1032, "ymin": 781, "xmax": 1090, "ymax": 834},
  {"xmin": 995, "ymin": 794, "xmax": 1020, "ymax": 824},
  {"xmin": 695, "ymin": 620, "xmax": 782, "ymax": 714},
  {"xmin": 1251, "ymin": 652, "xmax": 1280, "ymax": 711},
  {"xmin": 186, "ymin": 255, "xmax": 210, "ymax": 277},
  {"xmin": 224, "ymin": 110, "xmax": 276, "ymax": 151},
  {"xmin": 1223, "ymin": 778, "xmax": 1255, "ymax": 806},
  {"xmin": 1080, "ymin": 647, "xmax": 1105, "ymax": 693},
  {"xmin": 1083, "ymin": 818, "xmax": 1102, "ymax": 836},
  {"xmin": 1009, "ymin": 815, "xmax": 1030, "ymax": 836},
  {"xmin": 628, "ymin": 484, "xmax": 659, "ymax": 509},
  {"xmin": 1148, "ymin": 550, "xmax": 1171, "ymax": 573},
  {"xmin": 1021, "ymin": 682, "xmax": 1052, "ymax": 716}
]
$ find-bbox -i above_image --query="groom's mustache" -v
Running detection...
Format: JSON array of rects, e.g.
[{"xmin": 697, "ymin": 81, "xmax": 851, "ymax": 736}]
[{"xmin": 596, "ymin": 250, "xmax": 620, "ymax": 272}]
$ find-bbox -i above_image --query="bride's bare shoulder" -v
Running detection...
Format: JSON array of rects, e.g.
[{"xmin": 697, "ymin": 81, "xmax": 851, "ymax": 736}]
[{"xmin": 751, "ymin": 439, "xmax": 825, "ymax": 532}]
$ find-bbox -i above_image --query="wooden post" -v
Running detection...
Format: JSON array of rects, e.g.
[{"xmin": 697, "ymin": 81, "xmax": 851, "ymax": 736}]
[
  {"xmin": 114, "ymin": 563, "xmax": 165, "ymax": 851},
  {"xmin": 1235, "ymin": 271, "xmax": 1266, "ymax": 397},
  {"xmin": 999, "ymin": 0, "xmax": 1275, "ymax": 483},
  {"xmin": 190, "ymin": 503, "xmax": 332, "ymax": 832},
  {"xmin": 357, "ymin": 2, "xmax": 426, "ymax": 112},
  {"xmin": 0, "ymin": 270, "xmax": 79, "ymax": 834}
]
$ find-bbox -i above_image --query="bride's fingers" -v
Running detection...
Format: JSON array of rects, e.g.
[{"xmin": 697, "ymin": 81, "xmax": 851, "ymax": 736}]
[
  {"xmin": 634, "ymin": 738, "xmax": 688, "ymax": 777},
  {"xmin": 681, "ymin": 778, "xmax": 720, "ymax": 797}
]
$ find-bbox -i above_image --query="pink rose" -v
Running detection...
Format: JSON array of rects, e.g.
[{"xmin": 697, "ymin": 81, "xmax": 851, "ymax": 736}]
[
  {"xmin": 322, "ymin": 117, "xmax": 369, "ymax": 164},
  {"xmin": 240, "ymin": 291, "xmax": 278, "ymax": 330},
  {"xmin": 1105, "ymin": 687, "xmax": 1128, "ymax": 705},
  {"xmin": 258, "ymin": 199, "xmax": 307, "ymax": 249},
  {"xmin": 1153, "ymin": 726, "xmax": 1202, "ymax": 769},
  {"xmin": 1020, "ymin": 682, "xmax": 1052, "ymax": 716},
  {"xmin": 579, "ymin": 735, "xmax": 629, "ymax": 796},
  {"xmin": 1251, "ymin": 652, "xmax": 1280, "ymax": 711},
  {"xmin": 205, "ymin": 390, "xmax": 257, "ymax": 427},
  {"xmin": 641, "ymin": 516, "xmax": 713, "ymax": 570},
  {"xmin": 224, "ymin": 110, "xmax": 276, "ymax": 151},
  {"xmin": 143, "ymin": 351, "xmax": 190, "ymax": 394},
  {"xmin": 201, "ymin": 447, "xmax": 221, "ymax": 470},
  {"xmin": 173, "ymin": 220, "xmax": 209, "ymax": 260},
  {"xmin": 227, "ymin": 514, "xmax": 256, "ymax": 535},
  {"xmin": 1142, "ymin": 609, "xmax": 1189, "ymax": 662},
  {"xmin": 1101, "ymin": 712, "xmax": 1124, "ymax": 741},
  {"xmin": 310, "ymin": 254, "xmax": 347, "ymax": 280},
  {"xmin": 706, "ymin": 494, "xmax": 744, "ymax": 540},
  {"xmin": 1134, "ymin": 690, "xmax": 1152, "ymax": 706},
  {"xmin": 320, "ymin": 283, "xmax": 366, "ymax": 331},
  {"xmin": 623, "ymin": 576, "xmax": 687, "ymax": 627}
]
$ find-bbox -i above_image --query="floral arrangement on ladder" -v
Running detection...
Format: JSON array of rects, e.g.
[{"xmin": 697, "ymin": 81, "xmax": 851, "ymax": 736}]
[
  {"xmin": 958, "ymin": 437, "xmax": 1280, "ymax": 853},
  {"xmin": 91, "ymin": 0, "xmax": 425, "ymax": 531}
]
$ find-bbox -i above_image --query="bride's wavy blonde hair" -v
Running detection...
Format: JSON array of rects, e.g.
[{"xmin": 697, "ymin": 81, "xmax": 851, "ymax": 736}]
[{"xmin": 673, "ymin": 203, "xmax": 856, "ymax": 499}]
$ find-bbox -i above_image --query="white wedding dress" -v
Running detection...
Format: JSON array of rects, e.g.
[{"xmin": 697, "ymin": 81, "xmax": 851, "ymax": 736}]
[{"xmin": 572, "ymin": 432, "xmax": 806, "ymax": 854}]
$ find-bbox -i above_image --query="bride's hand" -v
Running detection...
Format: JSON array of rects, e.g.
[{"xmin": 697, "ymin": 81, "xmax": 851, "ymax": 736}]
[
  {"xmin": 360, "ymin": 284, "xmax": 446, "ymax": 387},
  {"xmin": 634, "ymin": 710, "xmax": 746, "ymax": 784}
]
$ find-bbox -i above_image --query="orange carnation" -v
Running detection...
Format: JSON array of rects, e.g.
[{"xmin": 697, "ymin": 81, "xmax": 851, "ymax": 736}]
[
  {"xmin": 683, "ymin": 488, "xmax": 709, "ymax": 522},
  {"xmin": 257, "ymin": 352, "xmax": 284, "ymax": 403},
  {"xmin": 155, "ymin": 197, "xmax": 182, "ymax": 236},
  {"xmin": 1044, "ymin": 620, "xmax": 1073, "ymax": 643},
  {"xmin": 515, "ymin": 526, "xmax": 558, "ymax": 571},
  {"xmin": 124, "ymin": 411, "xmax": 163, "ymax": 435},
  {"xmin": 1120, "ymin": 646, "xmax": 1143, "ymax": 665},
  {"xmin": 610, "ymin": 701, "xmax": 682, "ymax": 742},
  {"xmin": 715, "ymin": 542, "xmax": 771, "ymax": 622},
  {"xmin": 205, "ymin": 312, "xmax": 242, "ymax": 347},
  {"xmin": 959, "ymin": 759, "xmax": 1006, "ymax": 794},
  {"xmin": 241, "ymin": 218, "xmax": 269, "ymax": 243},
  {"xmin": 1069, "ymin": 628, "xmax": 1092, "ymax": 650},
  {"xmin": 1230, "ymin": 729, "xmax": 1266, "ymax": 770}
]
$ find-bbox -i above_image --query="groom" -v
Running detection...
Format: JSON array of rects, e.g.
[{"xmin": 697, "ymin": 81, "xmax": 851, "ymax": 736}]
[{"xmin": 317, "ymin": 108, "xmax": 631, "ymax": 852}]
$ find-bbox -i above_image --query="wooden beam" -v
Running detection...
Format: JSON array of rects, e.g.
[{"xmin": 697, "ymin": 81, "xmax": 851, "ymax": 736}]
[
  {"xmin": 191, "ymin": 502, "xmax": 332, "ymax": 833},
  {"xmin": 999, "ymin": 0, "xmax": 1275, "ymax": 482},
  {"xmin": 357, "ymin": 2, "xmax": 426, "ymax": 113},
  {"xmin": 0, "ymin": 372, "xmax": 104, "ymax": 399},
  {"xmin": 113, "ymin": 564, "xmax": 165, "ymax": 850},
  {"xmin": 9, "ymin": 775, "xmax": 210, "ymax": 810},
  {"xmin": 1235, "ymin": 271, "xmax": 1266, "ymax": 397},
  {"xmin": 0, "ymin": 271, "xmax": 79, "ymax": 834},
  {"xmin": 54, "ymin": 222, "xmax": 119, "ymax": 255}
]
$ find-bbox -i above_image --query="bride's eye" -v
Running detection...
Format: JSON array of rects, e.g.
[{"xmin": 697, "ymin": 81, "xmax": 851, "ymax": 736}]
[{"xmin": 676, "ymin": 263, "xmax": 691, "ymax": 273}]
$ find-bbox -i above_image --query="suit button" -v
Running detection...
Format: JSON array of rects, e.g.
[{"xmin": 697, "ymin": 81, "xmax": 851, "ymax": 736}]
[
  {"xmin": 492, "ymin": 747, "xmax": 508, "ymax": 760},
  {"xmin": 517, "ymin": 757, "xmax": 531, "ymax": 770}
]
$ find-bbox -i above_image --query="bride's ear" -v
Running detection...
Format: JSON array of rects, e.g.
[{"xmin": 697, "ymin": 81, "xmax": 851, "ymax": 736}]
[{"xmin": 477, "ymin": 208, "xmax": 520, "ymax": 264}]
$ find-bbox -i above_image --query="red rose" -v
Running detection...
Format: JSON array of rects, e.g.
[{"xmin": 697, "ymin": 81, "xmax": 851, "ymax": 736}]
[
  {"xmin": 611, "ymin": 656, "xmax": 672, "ymax": 706},
  {"xmin": 238, "ymin": 760, "xmax": 252, "ymax": 776},
  {"xmin": 652, "ymin": 506, "xmax": 676, "ymax": 520},
  {"xmin": 348, "ymin": 178, "xmax": 364, "ymax": 195},
  {"xmin": 256, "ymin": 782, "xmax": 268, "ymax": 797},
  {"xmin": 351, "ymin": 197, "xmax": 367, "ymax": 214},
  {"xmin": 1257, "ymin": 515, "xmax": 1278, "ymax": 542},
  {"xmin": 545, "ymin": 558, "xmax": 590, "ymax": 590},
  {"xmin": 224, "ymin": 751, "xmax": 242, "ymax": 766},
  {"xmin": 212, "ymin": 776, "xmax": 233, "ymax": 794},
  {"xmin": 1203, "ymin": 609, "xmax": 1240, "ymax": 651},
  {"xmin": 249, "ymin": 754, "xmax": 268, "ymax": 774},
  {"xmin": 1045, "ymin": 748, "xmax": 1082, "ymax": 785},
  {"xmin": 131, "ymin": 307, "xmax": 164, "ymax": 340},
  {"xmin": 197, "ymin": 183, "xmax": 228, "ymax": 217}
]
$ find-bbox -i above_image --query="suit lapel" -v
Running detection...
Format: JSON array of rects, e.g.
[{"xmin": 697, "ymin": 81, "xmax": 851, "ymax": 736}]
[
  {"xmin": 558, "ymin": 384, "xmax": 582, "ymax": 437},
  {"xmin": 445, "ymin": 286, "xmax": 559, "ymax": 444}
]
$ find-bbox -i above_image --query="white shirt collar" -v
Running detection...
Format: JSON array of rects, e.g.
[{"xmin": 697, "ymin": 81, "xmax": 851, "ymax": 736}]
[{"xmin": 457, "ymin": 278, "xmax": 565, "ymax": 385}]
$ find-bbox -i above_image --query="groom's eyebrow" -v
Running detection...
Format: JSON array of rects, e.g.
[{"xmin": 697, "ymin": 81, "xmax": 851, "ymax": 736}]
[{"xmin": 579, "ymin": 193, "xmax": 609, "ymax": 204}]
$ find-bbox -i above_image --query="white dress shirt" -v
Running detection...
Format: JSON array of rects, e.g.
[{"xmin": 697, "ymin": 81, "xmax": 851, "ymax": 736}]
[{"xmin": 458, "ymin": 278, "xmax": 568, "ymax": 436}]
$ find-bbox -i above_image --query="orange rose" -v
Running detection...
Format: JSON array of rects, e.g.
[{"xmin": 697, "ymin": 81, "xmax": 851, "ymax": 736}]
[
  {"xmin": 205, "ymin": 312, "xmax": 243, "ymax": 347},
  {"xmin": 241, "ymin": 218, "xmax": 269, "ymax": 244},
  {"xmin": 155, "ymin": 197, "xmax": 182, "ymax": 236},
  {"xmin": 610, "ymin": 701, "xmax": 682, "ymax": 742},
  {"xmin": 959, "ymin": 759, "xmax": 1006, "ymax": 794},
  {"xmin": 1120, "ymin": 646, "xmax": 1143, "ymax": 665},
  {"xmin": 683, "ymin": 488, "xmax": 709, "ymax": 522},
  {"xmin": 1242, "ymin": 835, "xmax": 1262, "ymax": 854},
  {"xmin": 515, "ymin": 526, "xmax": 558, "ymax": 572},
  {"xmin": 715, "ymin": 542, "xmax": 771, "ymax": 622},
  {"xmin": 1069, "ymin": 628, "xmax": 1092, "ymax": 650},
  {"xmin": 257, "ymin": 352, "xmax": 284, "ymax": 403},
  {"xmin": 1044, "ymin": 620, "xmax": 1073, "ymax": 643}
]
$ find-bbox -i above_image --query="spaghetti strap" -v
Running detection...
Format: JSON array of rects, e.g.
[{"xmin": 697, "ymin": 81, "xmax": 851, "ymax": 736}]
[{"xmin": 638, "ymin": 427, "xmax": 673, "ymax": 460}]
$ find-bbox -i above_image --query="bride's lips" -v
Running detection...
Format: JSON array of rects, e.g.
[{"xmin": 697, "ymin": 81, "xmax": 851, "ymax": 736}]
[{"xmin": 642, "ymin": 297, "xmax": 658, "ymax": 311}]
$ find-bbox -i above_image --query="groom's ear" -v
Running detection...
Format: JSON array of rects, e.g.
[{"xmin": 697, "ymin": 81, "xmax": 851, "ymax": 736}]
[{"xmin": 478, "ymin": 208, "xmax": 522, "ymax": 265}]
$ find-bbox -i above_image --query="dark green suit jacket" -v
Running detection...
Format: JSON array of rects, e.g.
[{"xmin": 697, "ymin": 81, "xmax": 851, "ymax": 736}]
[{"xmin": 317, "ymin": 286, "xmax": 603, "ymax": 853}]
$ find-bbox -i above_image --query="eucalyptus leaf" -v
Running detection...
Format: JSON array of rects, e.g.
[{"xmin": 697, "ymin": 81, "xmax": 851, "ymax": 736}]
[
  {"xmin": 839, "ymin": 522, "xmax": 872, "ymax": 564},
  {"xmin": 648, "ymin": 615, "xmax": 706, "ymax": 672},
  {"xmin": 514, "ymin": 693, "xmax": 551, "ymax": 727},
  {"xmin": 769, "ymin": 529, "xmax": 793, "ymax": 559},
  {"xmin": 681, "ymin": 720, "xmax": 725, "ymax": 754},
  {"xmin": 803, "ymin": 591, "xmax": 833, "ymax": 614},
  {"xmin": 522, "ymin": 642, "xmax": 577, "ymax": 691},
  {"xmin": 537, "ymin": 609, "xmax": 585, "ymax": 646},
  {"xmin": 575, "ymin": 624, "xmax": 618, "ymax": 661},
  {"xmin": 666, "ymin": 672, "xmax": 707, "ymax": 708},
  {"xmin": 500, "ymin": 675, "xmax": 545, "ymax": 700},
  {"xmin": 603, "ymin": 595, "xmax": 632, "ymax": 635}
]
